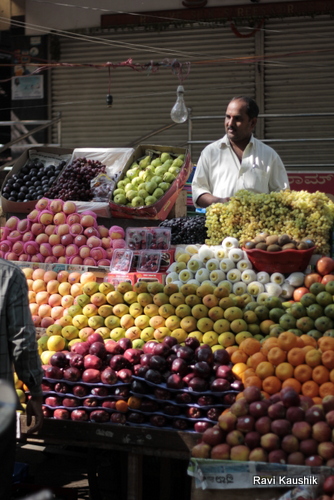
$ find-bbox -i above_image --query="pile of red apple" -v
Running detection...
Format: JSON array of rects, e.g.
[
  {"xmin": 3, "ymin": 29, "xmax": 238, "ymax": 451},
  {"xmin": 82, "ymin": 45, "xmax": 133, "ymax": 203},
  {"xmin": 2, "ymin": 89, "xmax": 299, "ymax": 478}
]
[
  {"xmin": 127, "ymin": 335, "xmax": 243, "ymax": 431},
  {"xmin": 39, "ymin": 333, "xmax": 243, "ymax": 430},
  {"xmin": 0, "ymin": 198, "xmax": 126, "ymax": 266},
  {"xmin": 192, "ymin": 385, "xmax": 334, "ymax": 467}
]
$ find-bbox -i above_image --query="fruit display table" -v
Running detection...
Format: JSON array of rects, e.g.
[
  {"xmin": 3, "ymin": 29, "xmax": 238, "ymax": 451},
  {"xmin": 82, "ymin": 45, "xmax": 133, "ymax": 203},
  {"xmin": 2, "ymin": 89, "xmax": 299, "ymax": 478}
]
[{"xmin": 19, "ymin": 415, "xmax": 200, "ymax": 500}]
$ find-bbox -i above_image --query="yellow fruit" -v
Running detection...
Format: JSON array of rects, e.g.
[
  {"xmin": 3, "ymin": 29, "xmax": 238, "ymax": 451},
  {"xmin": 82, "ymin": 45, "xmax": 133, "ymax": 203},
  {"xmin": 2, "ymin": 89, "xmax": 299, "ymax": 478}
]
[
  {"xmin": 47, "ymin": 335, "xmax": 65, "ymax": 352},
  {"xmin": 202, "ymin": 331, "xmax": 219, "ymax": 347},
  {"xmin": 218, "ymin": 332, "xmax": 235, "ymax": 347},
  {"xmin": 235, "ymin": 331, "xmax": 253, "ymax": 345}
]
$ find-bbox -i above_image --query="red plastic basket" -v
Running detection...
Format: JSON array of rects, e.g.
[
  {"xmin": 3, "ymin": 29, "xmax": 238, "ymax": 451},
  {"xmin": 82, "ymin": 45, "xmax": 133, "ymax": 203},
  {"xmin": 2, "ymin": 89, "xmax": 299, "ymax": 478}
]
[{"xmin": 243, "ymin": 247, "xmax": 315, "ymax": 274}]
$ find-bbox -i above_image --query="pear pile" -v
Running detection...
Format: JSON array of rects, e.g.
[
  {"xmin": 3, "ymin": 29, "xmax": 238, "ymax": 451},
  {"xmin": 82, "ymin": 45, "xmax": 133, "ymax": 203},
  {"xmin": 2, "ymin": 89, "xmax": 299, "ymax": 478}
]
[{"xmin": 112, "ymin": 152, "xmax": 185, "ymax": 207}]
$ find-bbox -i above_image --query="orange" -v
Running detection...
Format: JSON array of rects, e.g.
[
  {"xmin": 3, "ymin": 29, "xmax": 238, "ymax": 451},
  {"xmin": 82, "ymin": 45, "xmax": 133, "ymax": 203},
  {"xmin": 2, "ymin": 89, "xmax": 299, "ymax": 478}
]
[
  {"xmin": 287, "ymin": 347, "xmax": 305, "ymax": 367},
  {"xmin": 232, "ymin": 362, "xmax": 248, "ymax": 381},
  {"xmin": 239, "ymin": 338, "xmax": 261, "ymax": 356},
  {"xmin": 278, "ymin": 331, "xmax": 299, "ymax": 351},
  {"xmin": 322, "ymin": 350, "xmax": 334, "ymax": 370},
  {"xmin": 305, "ymin": 349, "xmax": 322, "ymax": 368},
  {"xmin": 300, "ymin": 334, "xmax": 317, "ymax": 348},
  {"xmin": 247, "ymin": 352, "xmax": 267, "ymax": 369},
  {"xmin": 262, "ymin": 376, "xmax": 282, "ymax": 395},
  {"xmin": 275, "ymin": 362, "xmax": 294, "ymax": 381},
  {"xmin": 301, "ymin": 380, "xmax": 319, "ymax": 398},
  {"xmin": 294, "ymin": 364, "xmax": 313, "ymax": 383},
  {"xmin": 282, "ymin": 378, "xmax": 302, "ymax": 394},
  {"xmin": 302, "ymin": 345, "xmax": 315, "ymax": 355},
  {"xmin": 255, "ymin": 361, "xmax": 275, "ymax": 380},
  {"xmin": 295, "ymin": 336, "xmax": 305, "ymax": 348},
  {"xmin": 318, "ymin": 337, "xmax": 334, "ymax": 352},
  {"xmin": 226, "ymin": 345, "xmax": 239, "ymax": 357},
  {"xmin": 115, "ymin": 400, "xmax": 129, "ymax": 413},
  {"xmin": 313, "ymin": 397, "xmax": 323, "ymax": 405},
  {"xmin": 261, "ymin": 390, "xmax": 271, "ymax": 400},
  {"xmin": 243, "ymin": 375, "xmax": 262, "ymax": 390},
  {"xmin": 312, "ymin": 365, "xmax": 330, "ymax": 385},
  {"xmin": 243, "ymin": 368, "xmax": 256, "ymax": 380},
  {"xmin": 319, "ymin": 382, "xmax": 334, "ymax": 398},
  {"xmin": 127, "ymin": 396, "xmax": 142, "ymax": 409},
  {"xmin": 231, "ymin": 349, "xmax": 248, "ymax": 365},
  {"xmin": 330, "ymin": 369, "xmax": 334, "ymax": 384},
  {"xmin": 261, "ymin": 338, "xmax": 279, "ymax": 356},
  {"xmin": 267, "ymin": 347, "xmax": 287, "ymax": 366}
]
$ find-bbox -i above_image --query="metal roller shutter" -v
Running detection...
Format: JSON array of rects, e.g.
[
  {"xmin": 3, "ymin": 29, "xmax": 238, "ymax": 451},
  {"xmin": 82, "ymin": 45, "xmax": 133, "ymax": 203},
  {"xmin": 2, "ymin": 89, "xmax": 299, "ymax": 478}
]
[
  {"xmin": 51, "ymin": 25, "xmax": 255, "ymax": 162},
  {"xmin": 263, "ymin": 15, "xmax": 334, "ymax": 168}
]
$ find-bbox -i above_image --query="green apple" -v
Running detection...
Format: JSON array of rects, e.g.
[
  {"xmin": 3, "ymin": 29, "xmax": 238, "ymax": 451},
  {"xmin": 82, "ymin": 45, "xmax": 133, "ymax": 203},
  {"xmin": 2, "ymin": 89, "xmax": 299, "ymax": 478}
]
[
  {"xmin": 131, "ymin": 196, "xmax": 144, "ymax": 207},
  {"xmin": 151, "ymin": 158, "xmax": 162, "ymax": 167},
  {"xmin": 131, "ymin": 177, "xmax": 142, "ymax": 188},
  {"xmin": 126, "ymin": 190, "xmax": 138, "ymax": 201},
  {"xmin": 153, "ymin": 188, "xmax": 164, "ymax": 199},
  {"xmin": 145, "ymin": 181, "xmax": 158, "ymax": 194},
  {"xmin": 159, "ymin": 182, "xmax": 170, "ymax": 192},
  {"xmin": 114, "ymin": 195, "xmax": 124, "ymax": 204},
  {"xmin": 172, "ymin": 158, "xmax": 184, "ymax": 167},
  {"xmin": 151, "ymin": 176, "xmax": 163, "ymax": 185},
  {"xmin": 163, "ymin": 172, "xmax": 176, "ymax": 183},
  {"xmin": 155, "ymin": 165, "xmax": 169, "ymax": 177},
  {"xmin": 138, "ymin": 189, "xmax": 149, "ymax": 199},
  {"xmin": 113, "ymin": 188, "xmax": 125, "ymax": 197},
  {"xmin": 161, "ymin": 152, "xmax": 171, "ymax": 163},
  {"xmin": 145, "ymin": 195, "xmax": 157, "ymax": 206},
  {"xmin": 168, "ymin": 166, "xmax": 181, "ymax": 175},
  {"xmin": 126, "ymin": 168, "xmax": 140, "ymax": 180}
]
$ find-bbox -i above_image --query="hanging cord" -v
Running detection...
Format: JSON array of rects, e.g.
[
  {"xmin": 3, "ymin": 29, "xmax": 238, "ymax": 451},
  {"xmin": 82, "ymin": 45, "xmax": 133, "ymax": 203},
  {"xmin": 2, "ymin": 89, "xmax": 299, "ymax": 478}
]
[
  {"xmin": 230, "ymin": 18, "xmax": 265, "ymax": 38},
  {"xmin": 106, "ymin": 65, "xmax": 113, "ymax": 107}
]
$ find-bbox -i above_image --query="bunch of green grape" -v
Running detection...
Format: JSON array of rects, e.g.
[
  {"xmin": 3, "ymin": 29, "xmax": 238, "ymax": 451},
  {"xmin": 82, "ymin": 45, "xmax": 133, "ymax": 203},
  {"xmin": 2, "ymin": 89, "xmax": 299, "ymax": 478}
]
[{"xmin": 205, "ymin": 189, "xmax": 334, "ymax": 255}]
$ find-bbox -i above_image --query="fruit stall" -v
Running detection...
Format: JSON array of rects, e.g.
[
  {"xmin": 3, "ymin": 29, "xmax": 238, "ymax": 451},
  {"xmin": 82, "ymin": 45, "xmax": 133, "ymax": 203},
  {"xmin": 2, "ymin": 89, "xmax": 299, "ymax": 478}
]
[{"xmin": 3, "ymin": 145, "xmax": 334, "ymax": 499}]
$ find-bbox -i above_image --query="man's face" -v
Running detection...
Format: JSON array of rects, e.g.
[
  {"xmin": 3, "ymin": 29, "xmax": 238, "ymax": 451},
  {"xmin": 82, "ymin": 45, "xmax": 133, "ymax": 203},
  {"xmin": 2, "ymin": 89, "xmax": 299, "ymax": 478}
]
[{"xmin": 225, "ymin": 99, "xmax": 257, "ymax": 145}]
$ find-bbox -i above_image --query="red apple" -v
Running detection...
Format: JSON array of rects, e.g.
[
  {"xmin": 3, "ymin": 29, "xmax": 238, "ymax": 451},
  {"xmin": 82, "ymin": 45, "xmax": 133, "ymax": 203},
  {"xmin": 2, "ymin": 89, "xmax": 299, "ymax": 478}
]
[
  {"xmin": 229, "ymin": 399, "xmax": 249, "ymax": 417},
  {"xmin": 271, "ymin": 419, "xmax": 292, "ymax": 437},
  {"xmin": 230, "ymin": 445, "xmax": 250, "ymax": 461},
  {"xmin": 286, "ymin": 406, "xmax": 305, "ymax": 423},
  {"xmin": 53, "ymin": 408, "xmax": 70, "ymax": 420},
  {"xmin": 281, "ymin": 434, "xmax": 299, "ymax": 454},
  {"xmin": 244, "ymin": 431, "xmax": 261, "ymax": 450},
  {"xmin": 318, "ymin": 442, "xmax": 334, "ymax": 460},
  {"xmin": 243, "ymin": 386, "xmax": 262, "ymax": 403},
  {"xmin": 249, "ymin": 400, "xmax": 268, "ymax": 419},
  {"xmin": 304, "ymin": 455, "xmax": 323, "ymax": 466},
  {"xmin": 292, "ymin": 421, "xmax": 312, "ymax": 440},
  {"xmin": 255, "ymin": 416, "xmax": 272, "ymax": 435},
  {"xmin": 90, "ymin": 409, "xmax": 110, "ymax": 423},
  {"xmin": 323, "ymin": 475, "xmax": 334, "ymax": 495},
  {"xmin": 268, "ymin": 402, "xmax": 286, "ymax": 420},
  {"xmin": 236, "ymin": 415, "xmax": 255, "ymax": 433},
  {"xmin": 82, "ymin": 368, "xmax": 101, "ymax": 383},
  {"xmin": 226, "ymin": 430, "xmax": 244, "ymax": 446},
  {"xmin": 191, "ymin": 442, "xmax": 211, "ymax": 459},
  {"xmin": 72, "ymin": 385, "xmax": 89, "ymax": 397},
  {"xmin": 312, "ymin": 421, "xmax": 332, "ymax": 442},
  {"xmin": 63, "ymin": 366, "xmax": 82, "ymax": 382},
  {"xmin": 210, "ymin": 443, "xmax": 230, "ymax": 460},
  {"xmin": 300, "ymin": 438, "xmax": 319, "ymax": 457},
  {"xmin": 268, "ymin": 449, "xmax": 287, "ymax": 464},
  {"xmin": 202, "ymin": 425, "xmax": 225, "ymax": 447},
  {"xmin": 100, "ymin": 367, "xmax": 118, "ymax": 385},
  {"xmin": 71, "ymin": 409, "xmax": 89, "ymax": 421},
  {"xmin": 62, "ymin": 397, "xmax": 79, "ymax": 408},
  {"xmin": 323, "ymin": 396, "xmax": 334, "ymax": 414},
  {"xmin": 218, "ymin": 412, "xmax": 237, "ymax": 432},
  {"xmin": 287, "ymin": 451, "xmax": 305, "ymax": 465},
  {"xmin": 249, "ymin": 448, "xmax": 268, "ymax": 462},
  {"xmin": 260, "ymin": 433, "xmax": 280, "ymax": 451},
  {"xmin": 45, "ymin": 396, "xmax": 62, "ymax": 407},
  {"xmin": 305, "ymin": 406, "xmax": 325, "ymax": 424}
]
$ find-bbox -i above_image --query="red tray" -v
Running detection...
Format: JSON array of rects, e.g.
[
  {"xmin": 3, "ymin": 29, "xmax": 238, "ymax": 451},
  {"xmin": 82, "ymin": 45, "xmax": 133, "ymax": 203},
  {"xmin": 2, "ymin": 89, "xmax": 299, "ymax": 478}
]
[{"xmin": 243, "ymin": 246, "xmax": 315, "ymax": 274}]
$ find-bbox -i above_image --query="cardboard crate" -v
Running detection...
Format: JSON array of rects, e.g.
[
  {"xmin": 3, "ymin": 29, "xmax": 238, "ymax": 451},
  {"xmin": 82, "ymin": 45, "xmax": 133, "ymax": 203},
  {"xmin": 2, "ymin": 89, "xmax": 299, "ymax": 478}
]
[
  {"xmin": 1, "ymin": 147, "xmax": 73, "ymax": 214},
  {"xmin": 106, "ymin": 272, "xmax": 137, "ymax": 286},
  {"xmin": 109, "ymin": 144, "xmax": 192, "ymax": 221},
  {"xmin": 136, "ymin": 272, "xmax": 166, "ymax": 284}
]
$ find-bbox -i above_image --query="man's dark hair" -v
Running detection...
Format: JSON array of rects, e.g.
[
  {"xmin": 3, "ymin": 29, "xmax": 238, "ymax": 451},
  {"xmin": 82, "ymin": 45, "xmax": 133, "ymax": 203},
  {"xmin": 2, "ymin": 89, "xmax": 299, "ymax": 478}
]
[{"xmin": 230, "ymin": 96, "xmax": 259, "ymax": 119}]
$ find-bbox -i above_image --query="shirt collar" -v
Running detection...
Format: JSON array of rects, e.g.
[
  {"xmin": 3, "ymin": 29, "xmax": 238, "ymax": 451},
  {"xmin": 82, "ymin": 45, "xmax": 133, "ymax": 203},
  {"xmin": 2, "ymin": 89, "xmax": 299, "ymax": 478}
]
[{"xmin": 220, "ymin": 134, "xmax": 255, "ymax": 148}]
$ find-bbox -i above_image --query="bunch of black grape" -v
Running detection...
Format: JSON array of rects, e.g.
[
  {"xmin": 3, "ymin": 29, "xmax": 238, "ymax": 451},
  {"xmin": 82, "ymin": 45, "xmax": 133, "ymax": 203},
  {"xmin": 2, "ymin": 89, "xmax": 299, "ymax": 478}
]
[
  {"xmin": 45, "ymin": 158, "xmax": 106, "ymax": 201},
  {"xmin": 160, "ymin": 215, "xmax": 207, "ymax": 244},
  {"xmin": 2, "ymin": 159, "xmax": 65, "ymax": 202}
]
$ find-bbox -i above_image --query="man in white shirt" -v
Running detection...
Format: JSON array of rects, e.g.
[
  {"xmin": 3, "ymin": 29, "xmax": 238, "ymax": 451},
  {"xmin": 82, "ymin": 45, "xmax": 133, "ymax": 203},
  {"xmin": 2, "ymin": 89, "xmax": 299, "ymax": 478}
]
[{"xmin": 192, "ymin": 96, "xmax": 290, "ymax": 208}]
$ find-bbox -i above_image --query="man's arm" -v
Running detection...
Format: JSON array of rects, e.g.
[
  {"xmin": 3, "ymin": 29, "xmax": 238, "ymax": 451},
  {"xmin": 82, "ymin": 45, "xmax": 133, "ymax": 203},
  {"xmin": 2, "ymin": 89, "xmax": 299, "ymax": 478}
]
[{"xmin": 196, "ymin": 193, "xmax": 230, "ymax": 208}]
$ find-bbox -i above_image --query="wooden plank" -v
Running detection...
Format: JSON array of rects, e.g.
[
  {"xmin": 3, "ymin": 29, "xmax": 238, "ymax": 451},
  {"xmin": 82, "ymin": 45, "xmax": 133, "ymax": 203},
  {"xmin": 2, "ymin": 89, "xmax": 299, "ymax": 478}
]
[{"xmin": 168, "ymin": 189, "xmax": 187, "ymax": 219}]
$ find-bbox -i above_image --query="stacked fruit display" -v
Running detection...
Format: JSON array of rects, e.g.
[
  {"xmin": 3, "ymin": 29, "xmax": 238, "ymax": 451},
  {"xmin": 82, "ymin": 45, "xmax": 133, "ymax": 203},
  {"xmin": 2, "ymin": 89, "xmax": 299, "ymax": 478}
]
[
  {"xmin": 191, "ymin": 385, "xmax": 334, "ymax": 467},
  {"xmin": 229, "ymin": 333, "xmax": 334, "ymax": 401},
  {"xmin": 38, "ymin": 334, "xmax": 243, "ymax": 430},
  {"xmin": 112, "ymin": 152, "xmax": 185, "ymax": 207},
  {"xmin": 0, "ymin": 199, "xmax": 126, "ymax": 265},
  {"xmin": 205, "ymin": 189, "xmax": 334, "ymax": 255}
]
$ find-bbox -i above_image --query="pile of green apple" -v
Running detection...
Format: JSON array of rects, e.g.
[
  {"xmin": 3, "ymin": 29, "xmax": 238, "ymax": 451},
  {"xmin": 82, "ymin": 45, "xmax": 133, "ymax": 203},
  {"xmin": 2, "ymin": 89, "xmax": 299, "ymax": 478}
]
[{"xmin": 112, "ymin": 152, "xmax": 185, "ymax": 207}]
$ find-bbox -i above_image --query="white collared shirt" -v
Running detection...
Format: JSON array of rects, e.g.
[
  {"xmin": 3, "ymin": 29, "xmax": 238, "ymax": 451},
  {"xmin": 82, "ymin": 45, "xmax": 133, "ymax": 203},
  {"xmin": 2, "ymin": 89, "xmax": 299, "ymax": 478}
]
[{"xmin": 192, "ymin": 134, "xmax": 290, "ymax": 207}]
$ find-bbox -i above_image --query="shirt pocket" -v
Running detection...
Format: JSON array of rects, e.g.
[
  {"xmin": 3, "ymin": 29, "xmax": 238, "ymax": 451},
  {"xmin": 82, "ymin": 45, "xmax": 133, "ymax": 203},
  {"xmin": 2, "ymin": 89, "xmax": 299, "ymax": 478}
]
[{"xmin": 242, "ymin": 166, "xmax": 269, "ymax": 192}]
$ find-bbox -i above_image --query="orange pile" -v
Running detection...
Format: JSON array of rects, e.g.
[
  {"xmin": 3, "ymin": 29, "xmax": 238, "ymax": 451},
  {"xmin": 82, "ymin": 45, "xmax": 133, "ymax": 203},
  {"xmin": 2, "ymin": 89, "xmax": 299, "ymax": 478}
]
[{"xmin": 230, "ymin": 333, "xmax": 334, "ymax": 404}]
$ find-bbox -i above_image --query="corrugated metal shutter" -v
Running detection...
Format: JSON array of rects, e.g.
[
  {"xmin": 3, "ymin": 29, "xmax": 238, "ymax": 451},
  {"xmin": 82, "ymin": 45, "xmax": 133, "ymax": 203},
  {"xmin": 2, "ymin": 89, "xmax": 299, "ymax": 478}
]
[
  {"xmin": 51, "ymin": 25, "xmax": 255, "ymax": 162},
  {"xmin": 263, "ymin": 15, "xmax": 334, "ymax": 168}
]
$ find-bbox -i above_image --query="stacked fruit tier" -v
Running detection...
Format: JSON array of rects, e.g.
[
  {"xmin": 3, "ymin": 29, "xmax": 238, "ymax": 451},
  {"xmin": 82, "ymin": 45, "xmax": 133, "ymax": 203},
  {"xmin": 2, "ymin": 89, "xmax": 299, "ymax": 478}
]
[
  {"xmin": 127, "ymin": 375, "xmax": 240, "ymax": 432},
  {"xmin": 42, "ymin": 378, "xmax": 131, "ymax": 424}
]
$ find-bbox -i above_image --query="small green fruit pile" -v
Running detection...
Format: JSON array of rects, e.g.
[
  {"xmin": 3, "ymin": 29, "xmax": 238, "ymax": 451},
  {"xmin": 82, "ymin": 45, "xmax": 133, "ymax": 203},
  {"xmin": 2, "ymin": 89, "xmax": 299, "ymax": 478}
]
[{"xmin": 112, "ymin": 152, "xmax": 185, "ymax": 207}]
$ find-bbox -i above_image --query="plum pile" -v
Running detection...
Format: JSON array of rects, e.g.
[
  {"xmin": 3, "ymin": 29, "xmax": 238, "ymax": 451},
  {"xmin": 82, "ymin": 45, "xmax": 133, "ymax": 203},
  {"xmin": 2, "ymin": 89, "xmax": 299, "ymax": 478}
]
[
  {"xmin": 2, "ymin": 159, "xmax": 65, "ymax": 202},
  {"xmin": 160, "ymin": 215, "xmax": 207, "ymax": 245},
  {"xmin": 45, "ymin": 157, "xmax": 106, "ymax": 201}
]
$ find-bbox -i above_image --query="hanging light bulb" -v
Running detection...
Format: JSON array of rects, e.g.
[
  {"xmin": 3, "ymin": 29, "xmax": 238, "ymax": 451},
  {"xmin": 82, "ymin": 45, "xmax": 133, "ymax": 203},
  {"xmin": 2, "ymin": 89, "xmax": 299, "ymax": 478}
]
[{"xmin": 170, "ymin": 85, "xmax": 188, "ymax": 123}]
